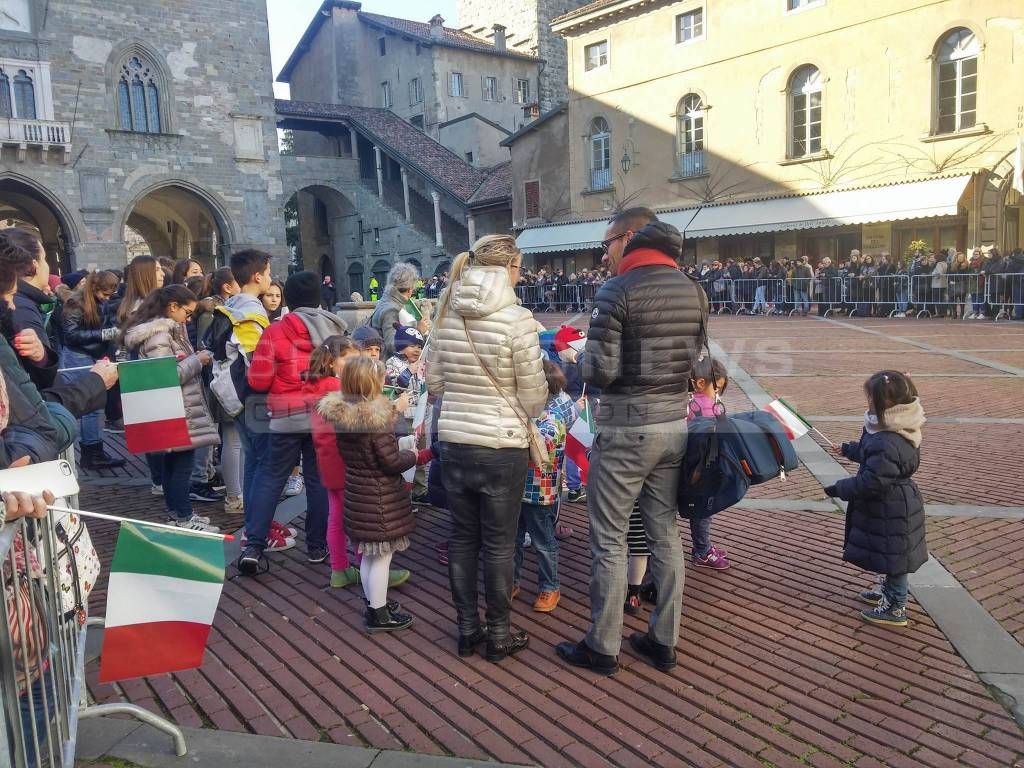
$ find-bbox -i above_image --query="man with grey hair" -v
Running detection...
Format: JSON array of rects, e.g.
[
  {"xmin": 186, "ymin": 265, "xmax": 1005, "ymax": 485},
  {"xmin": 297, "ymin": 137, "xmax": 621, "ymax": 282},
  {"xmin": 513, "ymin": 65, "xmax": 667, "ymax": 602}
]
[{"xmin": 369, "ymin": 261, "xmax": 420, "ymax": 356}]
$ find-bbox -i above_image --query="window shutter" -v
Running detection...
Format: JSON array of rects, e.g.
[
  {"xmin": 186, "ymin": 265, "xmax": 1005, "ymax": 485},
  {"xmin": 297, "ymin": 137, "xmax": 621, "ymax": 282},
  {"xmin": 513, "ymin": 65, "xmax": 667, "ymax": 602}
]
[{"xmin": 525, "ymin": 181, "xmax": 540, "ymax": 219}]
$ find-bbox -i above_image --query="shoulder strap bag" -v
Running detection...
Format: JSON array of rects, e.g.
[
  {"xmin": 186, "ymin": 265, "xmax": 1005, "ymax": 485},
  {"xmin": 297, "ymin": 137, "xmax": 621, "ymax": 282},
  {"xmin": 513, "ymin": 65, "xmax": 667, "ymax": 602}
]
[{"xmin": 459, "ymin": 316, "xmax": 548, "ymax": 468}]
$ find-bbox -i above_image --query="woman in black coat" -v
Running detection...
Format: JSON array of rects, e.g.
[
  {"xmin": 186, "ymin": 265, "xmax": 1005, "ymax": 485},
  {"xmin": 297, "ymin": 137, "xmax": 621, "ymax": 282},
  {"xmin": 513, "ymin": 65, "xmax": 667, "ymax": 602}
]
[{"xmin": 825, "ymin": 371, "xmax": 927, "ymax": 628}]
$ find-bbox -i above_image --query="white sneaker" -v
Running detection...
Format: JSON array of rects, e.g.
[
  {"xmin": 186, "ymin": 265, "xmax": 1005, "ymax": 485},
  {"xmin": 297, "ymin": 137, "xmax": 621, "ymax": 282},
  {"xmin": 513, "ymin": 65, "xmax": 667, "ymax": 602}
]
[
  {"xmin": 224, "ymin": 495, "xmax": 243, "ymax": 513},
  {"xmin": 171, "ymin": 514, "xmax": 220, "ymax": 534},
  {"xmin": 523, "ymin": 532, "xmax": 533, "ymax": 548},
  {"xmin": 151, "ymin": 484, "xmax": 164, "ymax": 496},
  {"xmin": 284, "ymin": 474, "xmax": 304, "ymax": 497}
]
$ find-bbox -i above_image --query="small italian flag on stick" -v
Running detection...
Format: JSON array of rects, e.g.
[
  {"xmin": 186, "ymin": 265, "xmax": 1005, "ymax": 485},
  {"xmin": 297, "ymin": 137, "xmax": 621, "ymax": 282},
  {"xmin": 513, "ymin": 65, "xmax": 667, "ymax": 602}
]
[
  {"xmin": 99, "ymin": 522, "xmax": 225, "ymax": 682},
  {"xmin": 763, "ymin": 398, "xmax": 811, "ymax": 440},
  {"xmin": 404, "ymin": 298, "xmax": 423, "ymax": 322},
  {"xmin": 565, "ymin": 400, "xmax": 595, "ymax": 484},
  {"xmin": 120, "ymin": 357, "xmax": 192, "ymax": 454}
]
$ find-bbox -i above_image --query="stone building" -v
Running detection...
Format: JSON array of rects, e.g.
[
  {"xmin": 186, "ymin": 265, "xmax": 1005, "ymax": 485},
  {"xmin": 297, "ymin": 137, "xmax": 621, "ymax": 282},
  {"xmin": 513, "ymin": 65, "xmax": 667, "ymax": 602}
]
[
  {"xmin": 457, "ymin": 0, "xmax": 594, "ymax": 112},
  {"xmin": 275, "ymin": 1, "xmax": 518, "ymax": 296},
  {"xmin": 517, "ymin": 0, "xmax": 1024, "ymax": 267},
  {"xmin": 278, "ymin": 1, "xmax": 543, "ymax": 166},
  {"xmin": 0, "ymin": 0, "xmax": 288, "ymax": 274}
]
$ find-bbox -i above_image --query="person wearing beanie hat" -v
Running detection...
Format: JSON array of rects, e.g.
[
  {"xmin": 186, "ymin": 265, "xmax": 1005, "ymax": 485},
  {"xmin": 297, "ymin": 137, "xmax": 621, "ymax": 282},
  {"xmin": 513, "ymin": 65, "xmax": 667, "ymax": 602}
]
[
  {"xmin": 393, "ymin": 324, "xmax": 425, "ymax": 353},
  {"xmin": 284, "ymin": 270, "xmax": 322, "ymax": 311},
  {"xmin": 352, "ymin": 324, "xmax": 384, "ymax": 359},
  {"xmin": 385, "ymin": 323, "xmax": 424, "ymax": 423}
]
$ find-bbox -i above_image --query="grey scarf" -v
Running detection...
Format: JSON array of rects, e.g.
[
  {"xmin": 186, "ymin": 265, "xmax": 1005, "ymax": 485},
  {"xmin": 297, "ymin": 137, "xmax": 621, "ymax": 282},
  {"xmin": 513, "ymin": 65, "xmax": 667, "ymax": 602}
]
[{"xmin": 864, "ymin": 398, "xmax": 925, "ymax": 449}]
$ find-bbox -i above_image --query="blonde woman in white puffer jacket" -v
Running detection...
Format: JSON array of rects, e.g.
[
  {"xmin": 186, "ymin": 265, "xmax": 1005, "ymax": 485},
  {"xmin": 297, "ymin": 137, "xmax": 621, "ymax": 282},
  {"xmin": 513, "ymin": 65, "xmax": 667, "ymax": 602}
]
[{"xmin": 425, "ymin": 234, "xmax": 548, "ymax": 663}]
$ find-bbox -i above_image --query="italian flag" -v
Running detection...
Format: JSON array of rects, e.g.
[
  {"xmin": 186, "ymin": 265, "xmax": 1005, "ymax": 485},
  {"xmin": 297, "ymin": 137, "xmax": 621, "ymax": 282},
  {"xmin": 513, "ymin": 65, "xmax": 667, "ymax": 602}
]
[
  {"xmin": 99, "ymin": 522, "xmax": 225, "ymax": 682},
  {"xmin": 565, "ymin": 400, "xmax": 595, "ymax": 484},
  {"xmin": 764, "ymin": 398, "xmax": 811, "ymax": 440},
  {"xmin": 404, "ymin": 298, "xmax": 423, "ymax": 322},
  {"xmin": 120, "ymin": 357, "xmax": 192, "ymax": 454}
]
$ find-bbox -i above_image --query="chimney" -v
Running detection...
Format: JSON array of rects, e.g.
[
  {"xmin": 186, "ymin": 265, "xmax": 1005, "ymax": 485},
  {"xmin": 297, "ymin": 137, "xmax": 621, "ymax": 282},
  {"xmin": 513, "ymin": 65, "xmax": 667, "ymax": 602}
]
[
  {"xmin": 492, "ymin": 24, "xmax": 506, "ymax": 52},
  {"xmin": 429, "ymin": 15, "xmax": 444, "ymax": 40}
]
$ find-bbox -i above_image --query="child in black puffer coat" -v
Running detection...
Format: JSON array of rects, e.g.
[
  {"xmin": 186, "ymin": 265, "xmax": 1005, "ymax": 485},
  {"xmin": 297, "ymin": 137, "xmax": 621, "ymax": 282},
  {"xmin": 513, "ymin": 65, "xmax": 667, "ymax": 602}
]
[{"xmin": 825, "ymin": 371, "xmax": 927, "ymax": 628}]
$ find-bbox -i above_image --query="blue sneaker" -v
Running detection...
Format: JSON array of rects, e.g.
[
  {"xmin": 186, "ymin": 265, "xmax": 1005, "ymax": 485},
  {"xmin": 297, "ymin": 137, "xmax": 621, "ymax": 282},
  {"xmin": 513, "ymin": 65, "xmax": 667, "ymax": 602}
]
[{"xmin": 860, "ymin": 597, "xmax": 908, "ymax": 627}]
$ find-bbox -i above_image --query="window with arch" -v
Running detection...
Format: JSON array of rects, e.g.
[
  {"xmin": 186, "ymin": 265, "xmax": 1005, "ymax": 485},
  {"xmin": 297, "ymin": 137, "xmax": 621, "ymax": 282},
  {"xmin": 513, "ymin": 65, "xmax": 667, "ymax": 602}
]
[
  {"xmin": 12, "ymin": 69, "xmax": 34, "ymax": 119},
  {"xmin": 118, "ymin": 55, "xmax": 162, "ymax": 133},
  {"xmin": 0, "ymin": 71, "xmax": 10, "ymax": 118},
  {"xmin": 789, "ymin": 65, "xmax": 822, "ymax": 158},
  {"xmin": 589, "ymin": 117, "xmax": 611, "ymax": 190},
  {"xmin": 936, "ymin": 28, "xmax": 978, "ymax": 134},
  {"xmin": 676, "ymin": 94, "xmax": 706, "ymax": 177}
]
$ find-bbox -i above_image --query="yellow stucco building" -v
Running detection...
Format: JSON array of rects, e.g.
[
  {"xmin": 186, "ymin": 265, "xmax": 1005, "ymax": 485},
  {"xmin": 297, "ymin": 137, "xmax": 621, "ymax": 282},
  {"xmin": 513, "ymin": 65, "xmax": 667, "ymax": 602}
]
[{"xmin": 514, "ymin": 0, "xmax": 1024, "ymax": 267}]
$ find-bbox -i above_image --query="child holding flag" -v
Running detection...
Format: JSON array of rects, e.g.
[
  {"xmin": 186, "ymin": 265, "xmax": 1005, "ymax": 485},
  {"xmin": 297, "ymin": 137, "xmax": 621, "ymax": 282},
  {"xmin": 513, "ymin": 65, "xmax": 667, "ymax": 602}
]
[
  {"xmin": 122, "ymin": 285, "xmax": 220, "ymax": 533},
  {"xmin": 824, "ymin": 371, "xmax": 927, "ymax": 627},
  {"xmin": 512, "ymin": 360, "xmax": 578, "ymax": 612}
]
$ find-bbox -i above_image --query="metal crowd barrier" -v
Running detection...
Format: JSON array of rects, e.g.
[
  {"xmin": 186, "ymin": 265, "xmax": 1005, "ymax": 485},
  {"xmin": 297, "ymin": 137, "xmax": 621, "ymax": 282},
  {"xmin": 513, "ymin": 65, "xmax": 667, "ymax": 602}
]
[
  {"xmin": 700, "ymin": 278, "xmax": 790, "ymax": 316},
  {"xmin": 1, "ymin": 451, "xmax": 186, "ymax": 768},
  {"xmin": 516, "ymin": 284, "xmax": 603, "ymax": 313}
]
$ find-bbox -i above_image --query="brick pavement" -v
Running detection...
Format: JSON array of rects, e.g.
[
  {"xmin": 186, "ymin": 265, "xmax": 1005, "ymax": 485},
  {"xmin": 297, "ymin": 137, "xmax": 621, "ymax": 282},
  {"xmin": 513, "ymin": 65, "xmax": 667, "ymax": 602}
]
[{"xmin": 74, "ymin": 313, "xmax": 1024, "ymax": 767}]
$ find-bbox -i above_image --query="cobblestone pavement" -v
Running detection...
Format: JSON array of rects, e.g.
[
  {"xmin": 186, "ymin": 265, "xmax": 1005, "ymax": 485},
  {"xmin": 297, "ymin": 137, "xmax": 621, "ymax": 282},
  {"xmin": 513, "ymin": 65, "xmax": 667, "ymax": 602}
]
[{"xmin": 76, "ymin": 313, "xmax": 1024, "ymax": 767}]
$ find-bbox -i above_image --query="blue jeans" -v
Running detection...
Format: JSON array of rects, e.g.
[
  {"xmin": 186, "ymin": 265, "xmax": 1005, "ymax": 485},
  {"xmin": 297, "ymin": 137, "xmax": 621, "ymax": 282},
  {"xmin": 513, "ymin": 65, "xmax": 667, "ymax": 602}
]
[
  {"xmin": 690, "ymin": 517, "xmax": 711, "ymax": 558},
  {"xmin": 753, "ymin": 286, "xmax": 767, "ymax": 312},
  {"xmin": 794, "ymin": 290, "xmax": 810, "ymax": 314},
  {"xmin": 57, "ymin": 349, "xmax": 102, "ymax": 445},
  {"xmin": 16, "ymin": 669, "xmax": 55, "ymax": 767},
  {"xmin": 145, "ymin": 452, "xmax": 164, "ymax": 486},
  {"xmin": 163, "ymin": 449, "xmax": 195, "ymax": 519},
  {"xmin": 514, "ymin": 501, "xmax": 560, "ymax": 592},
  {"xmin": 236, "ymin": 404, "xmax": 269, "ymax": 506},
  {"xmin": 244, "ymin": 430, "xmax": 328, "ymax": 551},
  {"xmin": 1013, "ymin": 281, "xmax": 1024, "ymax": 321},
  {"xmin": 565, "ymin": 459, "xmax": 581, "ymax": 491},
  {"xmin": 882, "ymin": 573, "xmax": 908, "ymax": 608},
  {"xmin": 191, "ymin": 445, "xmax": 210, "ymax": 485}
]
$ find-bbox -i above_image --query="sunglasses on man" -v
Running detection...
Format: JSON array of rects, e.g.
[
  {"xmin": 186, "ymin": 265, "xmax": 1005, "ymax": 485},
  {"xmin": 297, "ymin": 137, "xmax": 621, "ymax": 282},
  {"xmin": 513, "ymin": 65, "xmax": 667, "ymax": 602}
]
[{"xmin": 600, "ymin": 231, "xmax": 629, "ymax": 254}]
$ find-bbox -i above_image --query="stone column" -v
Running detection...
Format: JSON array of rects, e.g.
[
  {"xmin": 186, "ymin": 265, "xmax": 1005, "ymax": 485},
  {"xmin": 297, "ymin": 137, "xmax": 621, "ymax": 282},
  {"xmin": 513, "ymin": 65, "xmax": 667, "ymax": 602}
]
[
  {"xmin": 401, "ymin": 168, "xmax": 411, "ymax": 222},
  {"xmin": 374, "ymin": 146, "xmax": 384, "ymax": 198},
  {"xmin": 431, "ymin": 190, "xmax": 443, "ymax": 249},
  {"xmin": 350, "ymin": 127, "xmax": 360, "ymax": 163},
  {"xmin": 467, "ymin": 213, "xmax": 476, "ymax": 246}
]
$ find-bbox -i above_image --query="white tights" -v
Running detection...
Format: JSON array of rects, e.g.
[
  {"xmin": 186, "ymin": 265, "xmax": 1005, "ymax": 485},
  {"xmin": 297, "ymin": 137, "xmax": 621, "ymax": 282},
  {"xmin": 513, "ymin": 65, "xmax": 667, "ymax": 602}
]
[
  {"xmin": 627, "ymin": 555, "xmax": 648, "ymax": 586},
  {"xmin": 360, "ymin": 552, "xmax": 394, "ymax": 609}
]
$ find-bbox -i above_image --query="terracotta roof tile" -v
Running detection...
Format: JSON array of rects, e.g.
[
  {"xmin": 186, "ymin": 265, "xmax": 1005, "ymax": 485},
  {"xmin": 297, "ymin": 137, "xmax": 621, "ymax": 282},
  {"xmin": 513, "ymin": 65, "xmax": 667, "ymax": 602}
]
[
  {"xmin": 359, "ymin": 12, "xmax": 539, "ymax": 62},
  {"xmin": 276, "ymin": 99, "xmax": 510, "ymax": 207},
  {"xmin": 551, "ymin": 0, "xmax": 625, "ymax": 25}
]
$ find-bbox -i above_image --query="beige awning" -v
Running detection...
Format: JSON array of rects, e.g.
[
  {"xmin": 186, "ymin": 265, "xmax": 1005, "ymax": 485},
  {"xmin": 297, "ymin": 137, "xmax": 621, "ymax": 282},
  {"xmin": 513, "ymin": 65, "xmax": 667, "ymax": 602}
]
[
  {"xmin": 516, "ymin": 219, "xmax": 609, "ymax": 254},
  {"xmin": 663, "ymin": 175, "xmax": 973, "ymax": 239}
]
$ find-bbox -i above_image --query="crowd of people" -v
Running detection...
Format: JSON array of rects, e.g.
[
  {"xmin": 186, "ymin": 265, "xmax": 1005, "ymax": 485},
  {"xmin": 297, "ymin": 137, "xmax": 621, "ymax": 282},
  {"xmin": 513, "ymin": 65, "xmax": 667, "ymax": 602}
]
[
  {"xmin": 692, "ymin": 247, "xmax": 1024, "ymax": 319},
  {"xmin": 0, "ymin": 208, "xmax": 935, "ymax": 710}
]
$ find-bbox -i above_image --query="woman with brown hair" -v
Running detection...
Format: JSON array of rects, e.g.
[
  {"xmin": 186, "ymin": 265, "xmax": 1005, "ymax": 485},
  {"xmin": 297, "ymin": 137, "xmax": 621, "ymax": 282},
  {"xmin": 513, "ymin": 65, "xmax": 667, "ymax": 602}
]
[
  {"xmin": 425, "ymin": 234, "xmax": 548, "ymax": 662},
  {"xmin": 116, "ymin": 256, "xmax": 165, "ymax": 326},
  {"xmin": 59, "ymin": 270, "xmax": 125, "ymax": 469},
  {"xmin": 170, "ymin": 258, "xmax": 204, "ymax": 285}
]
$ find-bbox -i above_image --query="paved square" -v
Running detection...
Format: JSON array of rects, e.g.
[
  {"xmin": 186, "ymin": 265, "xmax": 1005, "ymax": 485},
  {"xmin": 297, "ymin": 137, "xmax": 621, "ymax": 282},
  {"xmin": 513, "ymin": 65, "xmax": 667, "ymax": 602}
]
[{"xmin": 79, "ymin": 314, "xmax": 1024, "ymax": 767}]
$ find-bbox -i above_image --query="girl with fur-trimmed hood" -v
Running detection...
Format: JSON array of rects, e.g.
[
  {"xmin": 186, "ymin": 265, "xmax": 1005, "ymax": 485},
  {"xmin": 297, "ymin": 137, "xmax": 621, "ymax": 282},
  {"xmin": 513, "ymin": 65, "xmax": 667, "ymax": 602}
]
[{"xmin": 318, "ymin": 356, "xmax": 418, "ymax": 634}]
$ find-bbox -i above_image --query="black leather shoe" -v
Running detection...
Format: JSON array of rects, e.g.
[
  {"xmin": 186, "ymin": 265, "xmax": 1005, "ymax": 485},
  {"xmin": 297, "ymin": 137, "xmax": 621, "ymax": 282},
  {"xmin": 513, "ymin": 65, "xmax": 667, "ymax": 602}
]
[
  {"xmin": 485, "ymin": 629, "xmax": 529, "ymax": 662},
  {"xmin": 365, "ymin": 606, "xmax": 413, "ymax": 634},
  {"xmin": 457, "ymin": 627, "xmax": 487, "ymax": 657},
  {"xmin": 555, "ymin": 638, "xmax": 618, "ymax": 676},
  {"xmin": 629, "ymin": 631, "xmax": 677, "ymax": 672}
]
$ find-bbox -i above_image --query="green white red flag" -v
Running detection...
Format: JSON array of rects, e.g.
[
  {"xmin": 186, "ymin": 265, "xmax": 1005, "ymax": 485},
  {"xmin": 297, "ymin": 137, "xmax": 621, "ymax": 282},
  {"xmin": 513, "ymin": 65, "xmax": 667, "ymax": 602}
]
[
  {"xmin": 119, "ymin": 356, "xmax": 192, "ymax": 454},
  {"xmin": 99, "ymin": 522, "xmax": 225, "ymax": 682},
  {"xmin": 565, "ymin": 400, "xmax": 595, "ymax": 484},
  {"xmin": 763, "ymin": 398, "xmax": 810, "ymax": 440}
]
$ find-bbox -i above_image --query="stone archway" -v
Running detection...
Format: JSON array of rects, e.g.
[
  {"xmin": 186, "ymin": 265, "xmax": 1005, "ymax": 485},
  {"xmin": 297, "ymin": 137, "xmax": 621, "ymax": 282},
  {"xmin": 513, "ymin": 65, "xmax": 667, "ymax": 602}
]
[
  {"xmin": 120, "ymin": 182, "xmax": 233, "ymax": 270},
  {"xmin": 977, "ymin": 151, "xmax": 1021, "ymax": 250},
  {"xmin": 0, "ymin": 175, "xmax": 81, "ymax": 274},
  {"xmin": 285, "ymin": 183, "xmax": 358, "ymax": 293}
]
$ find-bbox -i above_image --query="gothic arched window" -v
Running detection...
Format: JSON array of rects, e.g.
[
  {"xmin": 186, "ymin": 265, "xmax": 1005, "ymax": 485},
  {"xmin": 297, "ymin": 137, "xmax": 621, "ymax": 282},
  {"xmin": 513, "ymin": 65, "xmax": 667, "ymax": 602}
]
[
  {"xmin": 13, "ymin": 69, "xmax": 35, "ymax": 119},
  {"xmin": 118, "ymin": 55, "xmax": 161, "ymax": 133},
  {"xmin": 0, "ymin": 71, "xmax": 11, "ymax": 118}
]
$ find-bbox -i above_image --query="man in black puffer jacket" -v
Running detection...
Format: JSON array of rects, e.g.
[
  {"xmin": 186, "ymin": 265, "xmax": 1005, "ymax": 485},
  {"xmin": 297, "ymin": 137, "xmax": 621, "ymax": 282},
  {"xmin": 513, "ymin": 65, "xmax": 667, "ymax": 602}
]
[{"xmin": 557, "ymin": 208, "xmax": 708, "ymax": 676}]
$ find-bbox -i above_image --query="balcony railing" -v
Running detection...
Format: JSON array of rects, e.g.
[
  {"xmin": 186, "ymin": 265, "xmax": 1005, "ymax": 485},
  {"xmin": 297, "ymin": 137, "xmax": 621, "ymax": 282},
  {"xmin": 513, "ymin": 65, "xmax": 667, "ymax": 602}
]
[
  {"xmin": 0, "ymin": 117, "xmax": 72, "ymax": 162},
  {"xmin": 676, "ymin": 149, "xmax": 706, "ymax": 178},
  {"xmin": 590, "ymin": 167, "xmax": 612, "ymax": 191}
]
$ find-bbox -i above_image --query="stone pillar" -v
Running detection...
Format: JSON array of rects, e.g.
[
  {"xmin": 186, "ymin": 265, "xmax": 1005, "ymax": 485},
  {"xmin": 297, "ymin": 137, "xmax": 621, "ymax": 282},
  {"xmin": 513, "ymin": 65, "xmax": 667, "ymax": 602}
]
[
  {"xmin": 350, "ymin": 127, "xmax": 360, "ymax": 163},
  {"xmin": 374, "ymin": 146, "xmax": 384, "ymax": 198},
  {"xmin": 430, "ymin": 190, "xmax": 443, "ymax": 249},
  {"xmin": 401, "ymin": 168, "xmax": 411, "ymax": 222},
  {"xmin": 467, "ymin": 213, "xmax": 476, "ymax": 246}
]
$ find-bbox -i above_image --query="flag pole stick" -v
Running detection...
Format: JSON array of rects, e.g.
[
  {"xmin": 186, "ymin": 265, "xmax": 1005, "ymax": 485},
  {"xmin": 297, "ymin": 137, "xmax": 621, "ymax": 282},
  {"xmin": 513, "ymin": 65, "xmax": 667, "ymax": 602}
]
[
  {"xmin": 810, "ymin": 425, "xmax": 835, "ymax": 448},
  {"xmin": 47, "ymin": 505, "xmax": 234, "ymax": 541},
  {"xmin": 57, "ymin": 365, "xmax": 95, "ymax": 373}
]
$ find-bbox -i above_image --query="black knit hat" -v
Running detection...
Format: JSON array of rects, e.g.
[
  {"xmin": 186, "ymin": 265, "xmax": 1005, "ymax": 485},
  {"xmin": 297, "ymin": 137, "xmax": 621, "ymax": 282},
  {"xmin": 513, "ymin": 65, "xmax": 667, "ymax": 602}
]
[
  {"xmin": 284, "ymin": 270, "xmax": 321, "ymax": 310},
  {"xmin": 352, "ymin": 324, "xmax": 384, "ymax": 350}
]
